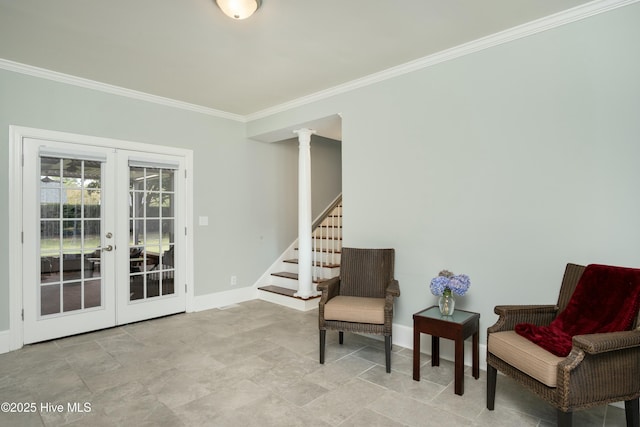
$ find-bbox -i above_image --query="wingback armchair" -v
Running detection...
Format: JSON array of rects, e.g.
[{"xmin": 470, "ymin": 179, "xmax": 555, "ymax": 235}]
[
  {"xmin": 318, "ymin": 247, "xmax": 400, "ymax": 373},
  {"xmin": 486, "ymin": 263, "xmax": 640, "ymax": 427}
]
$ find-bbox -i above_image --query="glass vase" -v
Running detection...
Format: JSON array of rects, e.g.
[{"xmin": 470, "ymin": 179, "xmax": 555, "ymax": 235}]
[{"xmin": 438, "ymin": 289, "xmax": 455, "ymax": 316}]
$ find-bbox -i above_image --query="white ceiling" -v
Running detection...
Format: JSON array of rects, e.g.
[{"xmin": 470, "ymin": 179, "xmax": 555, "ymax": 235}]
[{"xmin": 0, "ymin": 0, "xmax": 600, "ymax": 117}]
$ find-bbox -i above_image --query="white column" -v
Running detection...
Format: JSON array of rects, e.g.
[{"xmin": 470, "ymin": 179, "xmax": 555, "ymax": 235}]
[{"xmin": 294, "ymin": 128, "xmax": 317, "ymax": 299}]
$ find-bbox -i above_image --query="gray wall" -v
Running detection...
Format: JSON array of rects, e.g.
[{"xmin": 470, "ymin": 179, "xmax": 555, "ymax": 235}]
[
  {"xmin": 0, "ymin": 71, "xmax": 342, "ymax": 331},
  {"xmin": 311, "ymin": 136, "xmax": 343, "ymax": 219},
  {"xmin": 248, "ymin": 4, "xmax": 640, "ymax": 340}
]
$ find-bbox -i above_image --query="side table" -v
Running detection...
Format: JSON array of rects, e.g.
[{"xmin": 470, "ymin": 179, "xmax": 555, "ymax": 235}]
[{"xmin": 413, "ymin": 306, "xmax": 480, "ymax": 395}]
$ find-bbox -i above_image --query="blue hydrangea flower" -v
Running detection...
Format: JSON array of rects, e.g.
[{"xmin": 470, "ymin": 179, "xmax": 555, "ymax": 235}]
[
  {"xmin": 430, "ymin": 276, "xmax": 450, "ymax": 296},
  {"xmin": 448, "ymin": 274, "xmax": 471, "ymax": 296},
  {"xmin": 430, "ymin": 272, "xmax": 470, "ymax": 296}
]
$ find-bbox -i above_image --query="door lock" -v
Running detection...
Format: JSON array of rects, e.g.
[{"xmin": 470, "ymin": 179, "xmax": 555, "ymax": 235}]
[{"xmin": 105, "ymin": 232, "xmax": 113, "ymax": 238}]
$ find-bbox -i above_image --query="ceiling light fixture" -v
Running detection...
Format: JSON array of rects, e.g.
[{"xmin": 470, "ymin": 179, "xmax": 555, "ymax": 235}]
[{"xmin": 215, "ymin": 0, "xmax": 262, "ymax": 20}]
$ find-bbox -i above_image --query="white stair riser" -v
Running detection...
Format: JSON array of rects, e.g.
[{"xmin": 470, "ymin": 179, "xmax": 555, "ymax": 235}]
[
  {"xmin": 268, "ymin": 275, "xmax": 300, "ymax": 289},
  {"xmin": 280, "ymin": 263, "xmax": 339, "ymax": 277},
  {"xmin": 268, "ymin": 274, "xmax": 338, "ymax": 288},
  {"xmin": 294, "ymin": 250, "xmax": 341, "ymax": 264}
]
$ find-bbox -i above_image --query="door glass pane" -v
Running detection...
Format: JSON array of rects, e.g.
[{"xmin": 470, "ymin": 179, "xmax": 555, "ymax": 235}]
[
  {"xmin": 146, "ymin": 220, "xmax": 161, "ymax": 248},
  {"xmin": 62, "ymin": 254, "xmax": 83, "ymax": 281},
  {"xmin": 64, "ymin": 190, "xmax": 82, "ymax": 217},
  {"xmin": 41, "ymin": 189, "xmax": 61, "ymax": 218},
  {"xmin": 83, "ymin": 162, "xmax": 101, "ymax": 219},
  {"xmin": 161, "ymin": 170, "xmax": 174, "ymax": 191},
  {"xmin": 39, "ymin": 156, "xmax": 103, "ymax": 317},
  {"xmin": 130, "ymin": 275, "xmax": 144, "ymax": 301},
  {"xmin": 40, "ymin": 284, "xmax": 60, "ymax": 316},
  {"xmin": 63, "ymin": 282, "xmax": 82, "ymax": 312},
  {"xmin": 145, "ymin": 192, "xmax": 160, "ymax": 217},
  {"xmin": 84, "ymin": 220, "xmax": 100, "ymax": 249},
  {"xmin": 129, "ymin": 166, "xmax": 175, "ymax": 301},
  {"xmin": 85, "ymin": 280, "xmax": 101, "ymax": 309},
  {"xmin": 162, "ymin": 219, "xmax": 175, "ymax": 245},
  {"xmin": 40, "ymin": 256, "xmax": 60, "ymax": 284}
]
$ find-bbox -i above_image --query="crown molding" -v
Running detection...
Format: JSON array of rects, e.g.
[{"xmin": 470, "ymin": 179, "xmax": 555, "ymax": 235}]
[
  {"xmin": 0, "ymin": 58, "xmax": 246, "ymax": 122},
  {"xmin": 246, "ymin": 0, "xmax": 639, "ymax": 121},
  {"xmin": 1, "ymin": 0, "xmax": 636, "ymax": 124}
]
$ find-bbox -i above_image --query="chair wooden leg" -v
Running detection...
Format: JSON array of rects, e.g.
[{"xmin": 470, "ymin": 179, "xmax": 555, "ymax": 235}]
[
  {"xmin": 319, "ymin": 330, "xmax": 326, "ymax": 364},
  {"xmin": 339, "ymin": 331, "xmax": 344, "ymax": 344},
  {"xmin": 385, "ymin": 335, "xmax": 391, "ymax": 373},
  {"xmin": 626, "ymin": 398, "xmax": 639, "ymax": 427},
  {"xmin": 487, "ymin": 364, "xmax": 497, "ymax": 410},
  {"xmin": 557, "ymin": 409, "xmax": 572, "ymax": 427}
]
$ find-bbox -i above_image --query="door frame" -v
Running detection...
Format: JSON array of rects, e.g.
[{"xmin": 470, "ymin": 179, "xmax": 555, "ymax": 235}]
[{"xmin": 8, "ymin": 125, "xmax": 194, "ymax": 351}]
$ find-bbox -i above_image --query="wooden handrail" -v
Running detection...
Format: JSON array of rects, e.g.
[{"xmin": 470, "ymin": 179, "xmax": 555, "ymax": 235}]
[{"xmin": 312, "ymin": 193, "xmax": 342, "ymax": 230}]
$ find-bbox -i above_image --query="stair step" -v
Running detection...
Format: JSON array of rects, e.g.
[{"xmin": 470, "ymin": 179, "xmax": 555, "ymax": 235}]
[
  {"xmin": 283, "ymin": 259, "xmax": 340, "ymax": 268},
  {"xmin": 272, "ymin": 271, "xmax": 298, "ymax": 280},
  {"xmin": 271, "ymin": 272, "xmax": 333, "ymax": 283},
  {"xmin": 258, "ymin": 285, "xmax": 321, "ymax": 300},
  {"xmin": 318, "ymin": 225, "xmax": 342, "ymax": 228}
]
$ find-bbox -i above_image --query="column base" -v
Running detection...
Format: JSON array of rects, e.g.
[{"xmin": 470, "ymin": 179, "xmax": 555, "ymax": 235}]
[{"xmin": 294, "ymin": 290, "xmax": 320, "ymax": 300}]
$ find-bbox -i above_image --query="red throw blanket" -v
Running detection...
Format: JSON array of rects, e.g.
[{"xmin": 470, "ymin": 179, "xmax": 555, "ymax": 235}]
[{"xmin": 515, "ymin": 264, "xmax": 640, "ymax": 357}]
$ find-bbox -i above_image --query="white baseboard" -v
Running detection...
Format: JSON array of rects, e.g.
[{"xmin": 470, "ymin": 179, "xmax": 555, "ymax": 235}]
[
  {"xmin": 192, "ymin": 286, "xmax": 258, "ymax": 312},
  {"xmin": 0, "ymin": 330, "xmax": 12, "ymax": 355}
]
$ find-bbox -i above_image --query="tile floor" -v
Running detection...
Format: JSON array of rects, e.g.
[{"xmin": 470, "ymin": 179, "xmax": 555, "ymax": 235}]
[{"xmin": 0, "ymin": 300, "xmax": 628, "ymax": 426}]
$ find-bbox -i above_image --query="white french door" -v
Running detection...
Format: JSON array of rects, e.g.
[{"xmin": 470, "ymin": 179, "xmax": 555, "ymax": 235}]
[
  {"xmin": 22, "ymin": 138, "xmax": 186, "ymax": 344},
  {"xmin": 116, "ymin": 152, "xmax": 185, "ymax": 325},
  {"xmin": 23, "ymin": 140, "xmax": 116, "ymax": 343}
]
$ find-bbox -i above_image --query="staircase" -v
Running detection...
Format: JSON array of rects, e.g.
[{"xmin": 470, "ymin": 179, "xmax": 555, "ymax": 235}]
[{"xmin": 257, "ymin": 197, "xmax": 342, "ymax": 311}]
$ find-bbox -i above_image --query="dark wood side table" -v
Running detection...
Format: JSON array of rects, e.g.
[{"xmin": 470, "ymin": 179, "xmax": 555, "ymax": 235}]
[{"xmin": 413, "ymin": 305, "xmax": 480, "ymax": 395}]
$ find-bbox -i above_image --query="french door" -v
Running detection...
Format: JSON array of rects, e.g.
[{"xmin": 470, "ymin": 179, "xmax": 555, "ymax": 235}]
[{"xmin": 22, "ymin": 138, "xmax": 186, "ymax": 344}]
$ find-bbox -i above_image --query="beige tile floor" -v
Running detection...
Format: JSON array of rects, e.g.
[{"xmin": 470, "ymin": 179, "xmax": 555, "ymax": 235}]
[{"xmin": 0, "ymin": 300, "xmax": 628, "ymax": 426}]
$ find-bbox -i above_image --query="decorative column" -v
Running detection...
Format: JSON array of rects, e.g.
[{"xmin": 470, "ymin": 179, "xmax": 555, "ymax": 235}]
[{"xmin": 293, "ymin": 128, "xmax": 317, "ymax": 299}]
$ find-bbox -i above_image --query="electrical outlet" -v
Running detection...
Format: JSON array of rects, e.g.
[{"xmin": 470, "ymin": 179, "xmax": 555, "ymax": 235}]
[{"xmin": 230, "ymin": 275, "xmax": 237, "ymax": 286}]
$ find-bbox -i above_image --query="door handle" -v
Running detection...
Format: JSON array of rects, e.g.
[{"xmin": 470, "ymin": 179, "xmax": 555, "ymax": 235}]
[{"xmin": 101, "ymin": 245, "xmax": 113, "ymax": 252}]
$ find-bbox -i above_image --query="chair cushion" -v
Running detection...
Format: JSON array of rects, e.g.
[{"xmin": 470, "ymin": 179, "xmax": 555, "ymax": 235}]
[
  {"xmin": 324, "ymin": 296, "xmax": 385, "ymax": 324},
  {"xmin": 489, "ymin": 331, "xmax": 565, "ymax": 387}
]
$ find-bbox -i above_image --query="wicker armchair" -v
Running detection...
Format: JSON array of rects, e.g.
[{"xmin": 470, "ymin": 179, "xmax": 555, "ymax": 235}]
[
  {"xmin": 486, "ymin": 263, "xmax": 640, "ymax": 427},
  {"xmin": 318, "ymin": 247, "xmax": 400, "ymax": 373}
]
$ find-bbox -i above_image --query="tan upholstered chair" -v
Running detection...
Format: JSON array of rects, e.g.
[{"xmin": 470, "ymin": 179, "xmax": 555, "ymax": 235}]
[
  {"xmin": 486, "ymin": 263, "xmax": 640, "ymax": 427},
  {"xmin": 318, "ymin": 247, "xmax": 400, "ymax": 373}
]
